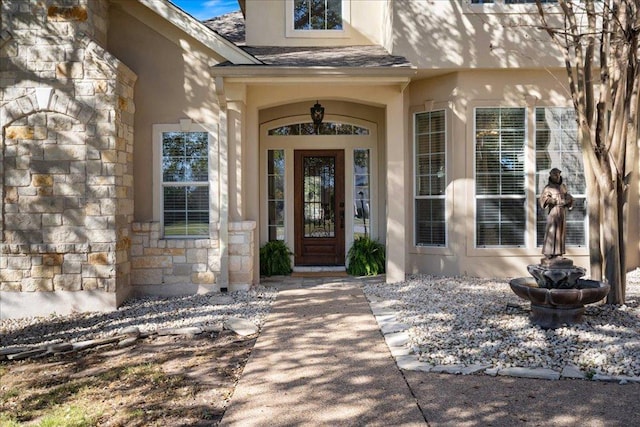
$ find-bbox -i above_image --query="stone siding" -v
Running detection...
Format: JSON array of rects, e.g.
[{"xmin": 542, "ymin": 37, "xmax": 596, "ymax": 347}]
[
  {"xmin": 130, "ymin": 221, "xmax": 255, "ymax": 295},
  {"xmin": 228, "ymin": 221, "xmax": 256, "ymax": 286},
  {"xmin": 1, "ymin": 0, "xmax": 137, "ymax": 314}
]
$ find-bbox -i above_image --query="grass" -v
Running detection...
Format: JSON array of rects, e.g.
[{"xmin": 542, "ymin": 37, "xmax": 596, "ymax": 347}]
[
  {"xmin": 37, "ymin": 405, "xmax": 99, "ymax": 427},
  {"xmin": 0, "ymin": 361, "xmax": 183, "ymax": 426},
  {"xmin": 163, "ymin": 221, "xmax": 208, "ymax": 237},
  {"xmin": 0, "ymin": 330, "xmax": 254, "ymax": 426}
]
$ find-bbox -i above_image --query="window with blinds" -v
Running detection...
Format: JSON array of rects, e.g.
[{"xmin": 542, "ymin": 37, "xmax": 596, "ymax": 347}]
[
  {"xmin": 475, "ymin": 107, "xmax": 526, "ymax": 247},
  {"xmin": 161, "ymin": 132, "xmax": 209, "ymax": 237},
  {"xmin": 414, "ymin": 110, "xmax": 446, "ymax": 247},
  {"xmin": 535, "ymin": 107, "xmax": 586, "ymax": 246}
]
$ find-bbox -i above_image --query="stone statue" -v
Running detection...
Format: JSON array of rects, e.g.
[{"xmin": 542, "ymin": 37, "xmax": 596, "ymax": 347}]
[{"xmin": 540, "ymin": 168, "xmax": 573, "ymax": 263}]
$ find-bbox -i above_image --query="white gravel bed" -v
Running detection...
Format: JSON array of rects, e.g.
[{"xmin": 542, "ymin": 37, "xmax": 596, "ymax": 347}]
[
  {"xmin": 364, "ymin": 269, "xmax": 640, "ymax": 378},
  {"xmin": 0, "ymin": 287, "xmax": 277, "ymax": 350}
]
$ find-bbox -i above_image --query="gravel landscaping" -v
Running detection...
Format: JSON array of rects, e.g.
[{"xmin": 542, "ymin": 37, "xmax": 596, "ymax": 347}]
[
  {"xmin": 0, "ymin": 287, "xmax": 277, "ymax": 351},
  {"xmin": 2, "ymin": 271, "xmax": 639, "ymax": 380},
  {"xmin": 364, "ymin": 269, "xmax": 640, "ymax": 378}
]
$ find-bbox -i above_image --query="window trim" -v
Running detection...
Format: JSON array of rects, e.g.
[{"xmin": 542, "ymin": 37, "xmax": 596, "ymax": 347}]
[
  {"xmin": 266, "ymin": 148, "xmax": 287, "ymax": 242},
  {"xmin": 285, "ymin": 0, "xmax": 351, "ymax": 39},
  {"xmin": 534, "ymin": 106, "xmax": 587, "ymax": 248},
  {"xmin": 409, "ymin": 102, "xmax": 452, "ymax": 256},
  {"xmin": 152, "ymin": 121, "xmax": 217, "ymax": 239},
  {"xmin": 413, "ymin": 108, "xmax": 448, "ymax": 248},
  {"xmin": 474, "ymin": 106, "xmax": 528, "ymax": 249}
]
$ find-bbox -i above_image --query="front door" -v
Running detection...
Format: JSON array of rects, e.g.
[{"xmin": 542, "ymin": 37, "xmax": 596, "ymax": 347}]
[{"xmin": 294, "ymin": 150, "xmax": 345, "ymax": 266}]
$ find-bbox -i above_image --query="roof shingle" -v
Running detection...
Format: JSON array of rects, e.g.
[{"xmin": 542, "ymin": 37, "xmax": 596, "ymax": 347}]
[{"xmin": 204, "ymin": 11, "xmax": 412, "ymax": 69}]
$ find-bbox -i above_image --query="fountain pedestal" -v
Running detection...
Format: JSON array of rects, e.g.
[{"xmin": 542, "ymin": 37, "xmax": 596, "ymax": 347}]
[{"xmin": 509, "ymin": 276, "xmax": 609, "ymax": 329}]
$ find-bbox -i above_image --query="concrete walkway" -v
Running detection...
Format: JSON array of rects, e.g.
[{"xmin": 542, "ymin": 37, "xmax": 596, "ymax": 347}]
[
  {"xmin": 220, "ymin": 277, "xmax": 426, "ymax": 426},
  {"xmin": 221, "ymin": 276, "xmax": 640, "ymax": 426}
]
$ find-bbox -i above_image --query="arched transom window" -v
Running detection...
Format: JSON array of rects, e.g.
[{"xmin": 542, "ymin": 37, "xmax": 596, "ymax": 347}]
[{"xmin": 268, "ymin": 121, "xmax": 369, "ymax": 136}]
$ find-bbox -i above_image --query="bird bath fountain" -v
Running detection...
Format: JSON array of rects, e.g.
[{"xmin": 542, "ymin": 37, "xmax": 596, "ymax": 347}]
[{"xmin": 509, "ymin": 169, "xmax": 610, "ymax": 329}]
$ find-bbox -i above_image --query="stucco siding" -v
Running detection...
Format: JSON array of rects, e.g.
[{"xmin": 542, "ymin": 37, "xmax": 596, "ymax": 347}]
[
  {"xmin": 404, "ymin": 69, "xmax": 613, "ymax": 278},
  {"xmin": 390, "ymin": 1, "xmax": 565, "ymax": 71},
  {"xmin": 108, "ymin": 3, "xmax": 222, "ymax": 222}
]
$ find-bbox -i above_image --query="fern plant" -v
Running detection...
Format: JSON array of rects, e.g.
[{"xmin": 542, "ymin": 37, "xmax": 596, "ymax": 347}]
[
  {"xmin": 259, "ymin": 240, "xmax": 293, "ymax": 276},
  {"xmin": 346, "ymin": 237, "xmax": 385, "ymax": 276}
]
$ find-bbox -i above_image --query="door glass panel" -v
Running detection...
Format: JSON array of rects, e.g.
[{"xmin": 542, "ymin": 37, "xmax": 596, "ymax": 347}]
[
  {"xmin": 354, "ymin": 149, "xmax": 370, "ymax": 239},
  {"xmin": 303, "ymin": 156, "xmax": 335, "ymax": 237},
  {"xmin": 267, "ymin": 149, "xmax": 286, "ymax": 241}
]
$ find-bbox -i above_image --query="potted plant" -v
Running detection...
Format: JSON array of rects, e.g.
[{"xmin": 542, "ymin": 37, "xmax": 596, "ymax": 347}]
[
  {"xmin": 259, "ymin": 240, "xmax": 293, "ymax": 277},
  {"xmin": 346, "ymin": 237, "xmax": 385, "ymax": 276}
]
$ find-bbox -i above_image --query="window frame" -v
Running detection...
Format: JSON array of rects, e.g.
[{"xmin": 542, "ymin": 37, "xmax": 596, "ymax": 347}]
[
  {"xmin": 285, "ymin": 0, "xmax": 351, "ymax": 39},
  {"xmin": 413, "ymin": 108, "xmax": 448, "ymax": 248},
  {"xmin": 353, "ymin": 148, "xmax": 371, "ymax": 241},
  {"xmin": 267, "ymin": 148, "xmax": 287, "ymax": 242},
  {"xmin": 534, "ymin": 106, "xmax": 587, "ymax": 248},
  {"xmin": 152, "ymin": 121, "xmax": 217, "ymax": 239},
  {"xmin": 474, "ymin": 106, "xmax": 528, "ymax": 248},
  {"xmin": 468, "ymin": 102, "xmax": 588, "ymax": 256}
]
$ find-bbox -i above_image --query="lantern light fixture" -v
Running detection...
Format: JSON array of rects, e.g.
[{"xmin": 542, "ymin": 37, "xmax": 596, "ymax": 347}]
[{"xmin": 310, "ymin": 101, "xmax": 324, "ymax": 135}]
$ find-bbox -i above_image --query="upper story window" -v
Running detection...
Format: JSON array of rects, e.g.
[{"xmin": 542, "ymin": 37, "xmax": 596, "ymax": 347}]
[
  {"xmin": 286, "ymin": 0, "xmax": 350, "ymax": 38},
  {"xmin": 294, "ymin": 0, "xmax": 342, "ymax": 30}
]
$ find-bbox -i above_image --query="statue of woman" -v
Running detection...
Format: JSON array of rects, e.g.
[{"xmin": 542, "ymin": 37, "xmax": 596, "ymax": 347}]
[{"xmin": 540, "ymin": 168, "xmax": 573, "ymax": 260}]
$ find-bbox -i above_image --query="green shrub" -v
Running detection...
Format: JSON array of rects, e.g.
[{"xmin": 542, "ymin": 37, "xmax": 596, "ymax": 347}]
[
  {"xmin": 260, "ymin": 240, "xmax": 293, "ymax": 276},
  {"xmin": 346, "ymin": 237, "xmax": 385, "ymax": 276}
]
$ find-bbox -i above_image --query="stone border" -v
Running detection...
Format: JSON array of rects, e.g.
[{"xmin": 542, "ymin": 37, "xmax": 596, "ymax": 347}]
[
  {"xmin": 0, "ymin": 315, "xmax": 259, "ymax": 362},
  {"xmin": 369, "ymin": 300, "xmax": 640, "ymax": 385}
]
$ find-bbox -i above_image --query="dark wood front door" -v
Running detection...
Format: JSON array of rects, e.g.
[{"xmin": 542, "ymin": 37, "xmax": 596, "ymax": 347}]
[{"xmin": 294, "ymin": 150, "xmax": 345, "ymax": 266}]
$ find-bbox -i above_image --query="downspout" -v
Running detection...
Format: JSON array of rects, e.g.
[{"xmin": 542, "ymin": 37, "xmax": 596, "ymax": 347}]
[{"xmin": 215, "ymin": 76, "xmax": 229, "ymax": 290}]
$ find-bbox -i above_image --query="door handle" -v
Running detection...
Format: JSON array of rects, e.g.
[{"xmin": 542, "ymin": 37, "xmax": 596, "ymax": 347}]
[{"xmin": 340, "ymin": 210, "xmax": 345, "ymax": 229}]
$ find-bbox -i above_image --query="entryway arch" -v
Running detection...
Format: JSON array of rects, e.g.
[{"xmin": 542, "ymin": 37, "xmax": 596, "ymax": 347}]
[{"xmin": 258, "ymin": 100, "xmax": 384, "ymax": 268}]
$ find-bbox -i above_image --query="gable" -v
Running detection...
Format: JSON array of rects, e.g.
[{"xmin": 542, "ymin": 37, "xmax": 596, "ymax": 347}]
[{"xmin": 112, "ymin": 0, "xmax": 260, "ymax": 65}]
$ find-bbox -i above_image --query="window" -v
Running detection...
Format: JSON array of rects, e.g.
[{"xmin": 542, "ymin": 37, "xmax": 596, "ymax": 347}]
[
  {"xmin": 294, "ymin": 0, "xmax": 342, "ymax": 30},
  {"xmin": 161, "ymin": 131, "xmax": 209, "ymax": 237},
  {"xmin": 474, "ymin": 106, "xmax": 587, "ymax": 249},
  {"xmin": 414, "ymin": 110, "xmax": 446, "ymax": 247},
  {"xmin": 535, "ymin": 107, "xmax": 586, "ymax": 246},
  {"xmin": 354, "ymin": 149, "xmax": 370, "ymax": 239},
  {"xmin": 268, "ymin": 121, "xmax": 368, "ymax": 136},
  {"xmin": 475, "ymin": 107, "xmax": 526, "ymax": 247},
  {"xmin": 267, "ymin": 149, "xmax": 286, "ymax": 241},
  {"xmin": 286, "ymin": 0, "xmax": 350, "ymax": 38}
]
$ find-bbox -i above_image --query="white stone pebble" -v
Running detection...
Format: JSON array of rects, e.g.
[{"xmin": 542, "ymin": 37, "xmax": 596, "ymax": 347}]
[
  {"xmin": 0, "ymin": 287, "xmax": 277, "ymax": 350},
  {"xmin": 364, "ymin": 269, "xmax": 640, "ymax": 378}
]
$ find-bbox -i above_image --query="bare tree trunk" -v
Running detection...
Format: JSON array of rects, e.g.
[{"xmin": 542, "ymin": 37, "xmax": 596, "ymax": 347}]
[
  {"xmin": 602, "ymin": 185, "xmax": 624, "ymax": 304},
  {"xmin": 585, "ymin": 159, "xmax": 603, "ymax": 280}
]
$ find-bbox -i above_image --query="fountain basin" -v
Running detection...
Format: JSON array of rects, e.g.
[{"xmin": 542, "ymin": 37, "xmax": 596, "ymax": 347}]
[{"xmin": 509, "ymin": 277, "xmax": 610, "ymax": 329}]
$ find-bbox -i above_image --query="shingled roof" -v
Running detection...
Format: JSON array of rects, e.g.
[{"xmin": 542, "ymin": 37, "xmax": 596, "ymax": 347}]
[
  {"xmin": 203, "ymin": 11, "xmax": 246, "ymax": 45},
  {"xmin": 203, "ymin": 11, "xmax": 412, "ymax": 69}
]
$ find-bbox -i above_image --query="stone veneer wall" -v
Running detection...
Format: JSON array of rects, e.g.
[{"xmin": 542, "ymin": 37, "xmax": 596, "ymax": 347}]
[
  {"xmin": 130, "ymin": 221, "xmax": 255, "ymax": 295},
  {"xmin": 228, "ymin": 221, "xmax": 255, "ymax": 287},
  {"xmin": 0, "ymin": 0, "xmax": 137, "ymax": 318}
]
